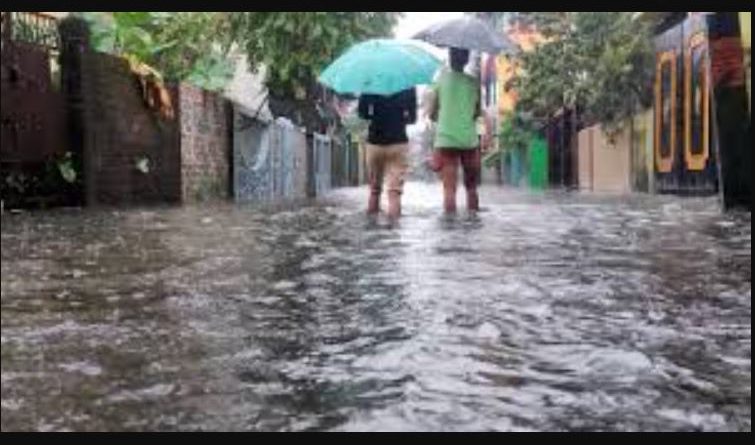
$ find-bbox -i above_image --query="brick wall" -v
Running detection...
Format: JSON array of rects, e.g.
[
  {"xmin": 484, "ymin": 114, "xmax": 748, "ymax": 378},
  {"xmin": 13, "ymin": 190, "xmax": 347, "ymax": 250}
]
[
  {"xmin": 81, "ymin": 52, "xmax": 181, "ymax": 206},
  {"xmin": 178, "ymin": 84, "xmax": 231, "ymax": 202}
]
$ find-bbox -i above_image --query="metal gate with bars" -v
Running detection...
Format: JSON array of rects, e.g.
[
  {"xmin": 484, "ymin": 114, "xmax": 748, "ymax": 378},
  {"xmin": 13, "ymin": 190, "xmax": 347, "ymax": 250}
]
[
  {"xmin": 1, "ymin": 12, "xmax": 76, "ymax": 207},
  {"xmin": 233, "ymin": 110, "xmax": 308, "ymax": 203},
  {"xmin": 312, "ymin": 133, "xmax": 332, "ymax": 198}
]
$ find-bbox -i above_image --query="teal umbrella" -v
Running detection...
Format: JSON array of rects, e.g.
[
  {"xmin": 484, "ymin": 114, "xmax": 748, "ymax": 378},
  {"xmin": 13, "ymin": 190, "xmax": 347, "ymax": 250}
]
[{"xmin": 319, "ymin": 39, "xmax": 441, "ymax": 96}]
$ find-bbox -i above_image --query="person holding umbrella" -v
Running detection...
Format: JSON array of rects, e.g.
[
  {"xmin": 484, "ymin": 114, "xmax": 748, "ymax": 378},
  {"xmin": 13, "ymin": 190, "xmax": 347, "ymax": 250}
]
[
  {"xmin": 358, "ymin": 88, "xmax": 417, "ymax": 219},
  {"xmin": 428, "ymin": 47, "xmax": 484, "ymax": 214},
  {"xmin": 415, "ymin": 16, "xmax": 516, "ymax": 215},
  {"xmin": 319, "ymin": 39, "xmax": 441, "ymax": 220}
]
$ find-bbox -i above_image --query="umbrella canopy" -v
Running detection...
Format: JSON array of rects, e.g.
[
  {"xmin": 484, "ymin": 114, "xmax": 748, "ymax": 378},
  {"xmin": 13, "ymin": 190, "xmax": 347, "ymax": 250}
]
[
  {"xmin": 413, "ymin": 16, "xmax": 517, "ymax": 55},
  {"xmin": 319, "ymin": 39, "xmax": 442, "ymax": 96}
]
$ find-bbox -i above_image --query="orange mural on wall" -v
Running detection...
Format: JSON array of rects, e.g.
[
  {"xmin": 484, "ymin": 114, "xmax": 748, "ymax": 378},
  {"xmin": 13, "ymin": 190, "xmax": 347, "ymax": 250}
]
[{"xmin": 495, "ymin": 23, "xmax": 547, "ymax": 118}]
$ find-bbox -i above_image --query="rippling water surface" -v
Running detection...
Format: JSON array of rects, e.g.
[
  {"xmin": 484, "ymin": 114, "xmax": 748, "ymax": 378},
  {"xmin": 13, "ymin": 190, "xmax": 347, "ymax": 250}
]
[{"xmin": 1, "ymin": 184, "xmax": 750, "ymax": 431}]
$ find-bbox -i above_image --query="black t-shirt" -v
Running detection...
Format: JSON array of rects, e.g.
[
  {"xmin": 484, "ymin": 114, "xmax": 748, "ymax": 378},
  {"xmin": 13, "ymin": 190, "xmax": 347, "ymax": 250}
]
[{"xmin": 358, "ymin": 89, "xmax": 417, "ymax": 146}]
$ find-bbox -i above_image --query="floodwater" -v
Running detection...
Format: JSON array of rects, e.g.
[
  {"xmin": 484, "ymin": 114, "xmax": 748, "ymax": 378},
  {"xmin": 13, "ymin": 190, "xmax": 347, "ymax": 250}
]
[{"xmin": 1, "ymin": 183, "xmax": 751, "ymax": 431}]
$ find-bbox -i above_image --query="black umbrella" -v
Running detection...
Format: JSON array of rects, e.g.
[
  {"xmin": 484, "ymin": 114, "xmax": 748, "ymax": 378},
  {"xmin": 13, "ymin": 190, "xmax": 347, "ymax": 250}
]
[{"xmin": 412, "ymin": 16, "xmax": 517, "ymax": 55}]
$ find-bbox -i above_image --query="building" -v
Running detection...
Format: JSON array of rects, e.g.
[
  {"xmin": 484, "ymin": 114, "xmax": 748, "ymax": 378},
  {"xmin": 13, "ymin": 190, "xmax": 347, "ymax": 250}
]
[
  {"xmin": 480, "ymin": 20, "xmax": 551, "ymax": 189},
  {"xmin": 577, "ymin": 12, "xmax": 750, "ymax": 208},
  {"xmin": 740, "ymin": 12, "xmax": 751, "ymax": 109}
]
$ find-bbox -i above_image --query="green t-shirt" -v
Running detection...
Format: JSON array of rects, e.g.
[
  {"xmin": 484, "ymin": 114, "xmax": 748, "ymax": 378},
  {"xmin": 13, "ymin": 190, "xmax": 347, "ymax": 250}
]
[{"xmin": 433, "ymin": 70, "xmax": 480, "ymax": 150}]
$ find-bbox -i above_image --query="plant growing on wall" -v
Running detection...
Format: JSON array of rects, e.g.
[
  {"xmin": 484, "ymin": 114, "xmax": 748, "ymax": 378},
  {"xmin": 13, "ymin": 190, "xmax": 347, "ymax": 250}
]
[
  {"xmin": 77, "ymin": 12, "xmax": 235, "ymax": 91},
  {"xmin": 56, "ymin": 152, "xmax": 78, "ymax": 184}
]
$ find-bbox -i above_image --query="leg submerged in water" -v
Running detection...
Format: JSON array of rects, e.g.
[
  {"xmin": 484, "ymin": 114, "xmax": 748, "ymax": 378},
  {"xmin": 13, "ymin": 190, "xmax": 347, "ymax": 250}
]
[
  {"xmin": 368, "ymin": 185, "xmax": 382, "ymax": 215},
  {"xmin": 438, "ymin": 150, "xmax": 460, "ymax": 214},
  {"xmin": 366, "ymin": 145, "xmax": 384, "ymax": 215},
  {"xmin": 462, "ymin": 148, "xmax": 481, "ymax": 213},
  {"xmin": 442, "ymin": 164, "xmax": 458, "ymax": 214},
  {"xmin": 385, "ymin": 145, "xmax": 408, "ymax": 220}
]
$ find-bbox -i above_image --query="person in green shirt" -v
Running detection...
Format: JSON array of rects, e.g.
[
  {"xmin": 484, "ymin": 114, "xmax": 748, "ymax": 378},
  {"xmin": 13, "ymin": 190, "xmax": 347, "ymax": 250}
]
[{"xmin": 429, "ymin": 47, "xmax": 485, "ymax": 214}]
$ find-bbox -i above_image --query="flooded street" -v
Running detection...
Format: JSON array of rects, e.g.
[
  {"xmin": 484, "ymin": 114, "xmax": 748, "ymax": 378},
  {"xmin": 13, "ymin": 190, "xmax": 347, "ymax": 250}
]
[{"xmin": 1, "ymin": 183, "xmax": 750, "ymax": 432}]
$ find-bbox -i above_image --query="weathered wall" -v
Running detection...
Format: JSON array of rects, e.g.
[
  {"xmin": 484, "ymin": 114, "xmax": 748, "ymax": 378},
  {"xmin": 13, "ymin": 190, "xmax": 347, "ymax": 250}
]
[
  {"xmin": 233, "ymin": 111, "xmax": 308, "ymax": 203},
  {"xmin": 631, "ymin": 110, "xmax": 655, "ymax": 193},
  {"xmin": 81, "ymin": 52, "xmax": 181, "ymax": 206},
  {"xmin": 578, "ymin": 124, "xmax": 632, "ymax": 194},
  {"xmin": 178, "ymin": 83, "xmax": 231, "ymax": 202}
]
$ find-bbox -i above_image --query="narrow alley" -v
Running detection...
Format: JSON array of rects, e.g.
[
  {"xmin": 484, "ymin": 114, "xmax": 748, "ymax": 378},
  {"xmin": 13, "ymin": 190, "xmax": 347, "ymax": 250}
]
[{"xmin": 1, "ymin": 184, "xmax": 750, "ymax": 431}]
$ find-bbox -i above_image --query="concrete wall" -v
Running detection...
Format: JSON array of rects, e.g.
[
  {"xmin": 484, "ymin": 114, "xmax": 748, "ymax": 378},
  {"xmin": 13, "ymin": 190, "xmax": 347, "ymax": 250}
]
[
  {"xmin": 233, "ymin": 112, "xmax": 308, "ymax": 203},
  {"xmin": 577, "ymin": 124, "xmax": 632, "ymax": 194}
]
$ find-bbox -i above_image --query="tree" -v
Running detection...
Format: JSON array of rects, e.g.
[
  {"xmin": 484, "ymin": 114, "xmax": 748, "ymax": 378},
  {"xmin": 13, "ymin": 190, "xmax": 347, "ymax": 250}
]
[
  {"xmin": 148, "ymin": 12, "xmax": 236, "ymax": 90},
  {"xmin": 229, "ymin": 13, "xmax": 401, "ymax": 131},
  {"xmin": 77, "ymin": 12, "xmax": 235, "ymax": 91},
  {"xmin": 230, "ymin": 13, "xmax": 401, "ymax": 99},
  {"xmin": 512, "ymin": 12, "xmax": 656, "ymax": 135}
]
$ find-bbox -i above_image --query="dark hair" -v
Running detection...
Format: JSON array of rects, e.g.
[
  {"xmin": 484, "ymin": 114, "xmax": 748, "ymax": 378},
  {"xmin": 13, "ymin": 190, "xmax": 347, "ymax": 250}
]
[{"xmin": 449, "ymin": 47, "xmax": 470, "ymax": 72}]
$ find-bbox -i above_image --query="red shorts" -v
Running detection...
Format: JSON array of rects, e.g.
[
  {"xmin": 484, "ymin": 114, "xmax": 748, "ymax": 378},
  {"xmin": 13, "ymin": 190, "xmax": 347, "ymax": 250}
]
[{"xmin": 429, "ymin": 148, "xmax": 482, "ymax": 187}]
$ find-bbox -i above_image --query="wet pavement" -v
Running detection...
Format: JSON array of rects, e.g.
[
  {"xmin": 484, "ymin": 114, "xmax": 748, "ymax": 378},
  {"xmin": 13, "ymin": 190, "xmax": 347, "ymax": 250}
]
[{"xmin": 1, "ymin": 183, "xmax": 751, "ymax": 431}]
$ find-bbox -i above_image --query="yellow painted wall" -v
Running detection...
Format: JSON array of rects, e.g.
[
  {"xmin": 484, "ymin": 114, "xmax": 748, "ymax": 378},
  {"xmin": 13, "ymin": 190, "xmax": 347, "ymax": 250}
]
[
  {"xmin": 496, "ymin": 57, "xmax": 518, "ymax": 116},
  {"xmin": 740, "ymin": 12, "xmax": 751, "ymax": 47},
  {"xmin": 577, "ymin": 111, "xmax": 653, "ymax": 194},
  {"xmin": 578, "ymin": 124, "xmax": 632, "ymax": 194},
  {"xmin": 495, "ymin": 25, "xmax": 548, "ymax": 118}
]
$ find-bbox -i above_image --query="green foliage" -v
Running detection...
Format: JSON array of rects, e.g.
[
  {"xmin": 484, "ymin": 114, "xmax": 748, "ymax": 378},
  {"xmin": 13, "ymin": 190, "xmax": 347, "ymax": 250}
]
[
  {"xmin": 508, "ymin": 12, "xmax": 655, "ymax": 135},
  {"xmin": 1, "ymin": 152, "xmax": 81, "ymax": 209},
  {"xmin": 135, "ymin": 156, "xmax": 151, "ymax": 175},
  {"xmin": 500, "ymin": 112, "xmax": 536, "ymax": 153},
  {"xmin": 185, "ymin": 52, "xmax": 236, "ymax": 92},
  {"xmin": 484, "ymin": 111, "xmax": 537, "ymax": 167},
  {"xmin": 147, "ymin": 12, "xmax": 235, "ymax": 87},
  {"xmin": 78, "ymin": 12, "xmax": 157, "ymax": 60},
  {"xmin": 57, "ymin": 152, "xmax": 77, "ymax": 184},
  {"xmin": 76, "ymin": 12, "xmax": 234, "ymax": 91},
  {"xmin": 229, "ymin": 12, "xmax": 401, "ymax": 100},
  {"xmin": 75, "ymin": 12, "xmax": 400, "ymax": 127}
]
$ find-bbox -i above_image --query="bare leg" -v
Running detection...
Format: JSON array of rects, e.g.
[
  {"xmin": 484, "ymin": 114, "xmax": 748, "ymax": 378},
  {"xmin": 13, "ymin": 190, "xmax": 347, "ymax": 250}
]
[
  {"xmin": 387, "ymin": 191, "xmax": 402, "ymax": 220},
  {"xmin": 466, "ymin": 187, "xmax": 480, "ymax": 213},
  {"xmin": 463, "ymin": 149, "xmax": 481, "ymax": 213},
  {"xmin": 366, "ymin": 146, "xmax": 383, "ymax": 215},
  {"xmin": 385, "ymin": 145, "xmax": 408, "ymax": 220},
  {"xmin": 368, "ymin": 187, "xmax": 381, "ymax": 215},
  {"xmin": 441, "ymin": 158, "xmax": 458, "ymax": 214}
]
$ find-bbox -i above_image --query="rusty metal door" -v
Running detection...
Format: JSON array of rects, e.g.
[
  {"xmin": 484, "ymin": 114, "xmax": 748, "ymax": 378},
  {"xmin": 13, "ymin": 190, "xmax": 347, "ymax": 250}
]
[{"xmin": 1, "ymin": 12, "xmax": 67, "ymax": 165}]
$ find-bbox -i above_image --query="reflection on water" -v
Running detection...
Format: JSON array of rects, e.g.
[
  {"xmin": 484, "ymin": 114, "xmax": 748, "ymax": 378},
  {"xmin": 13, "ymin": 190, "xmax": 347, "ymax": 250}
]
[{"xmin": 1, "ymin": 183, "xmax": 750, "ymax": 431}]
